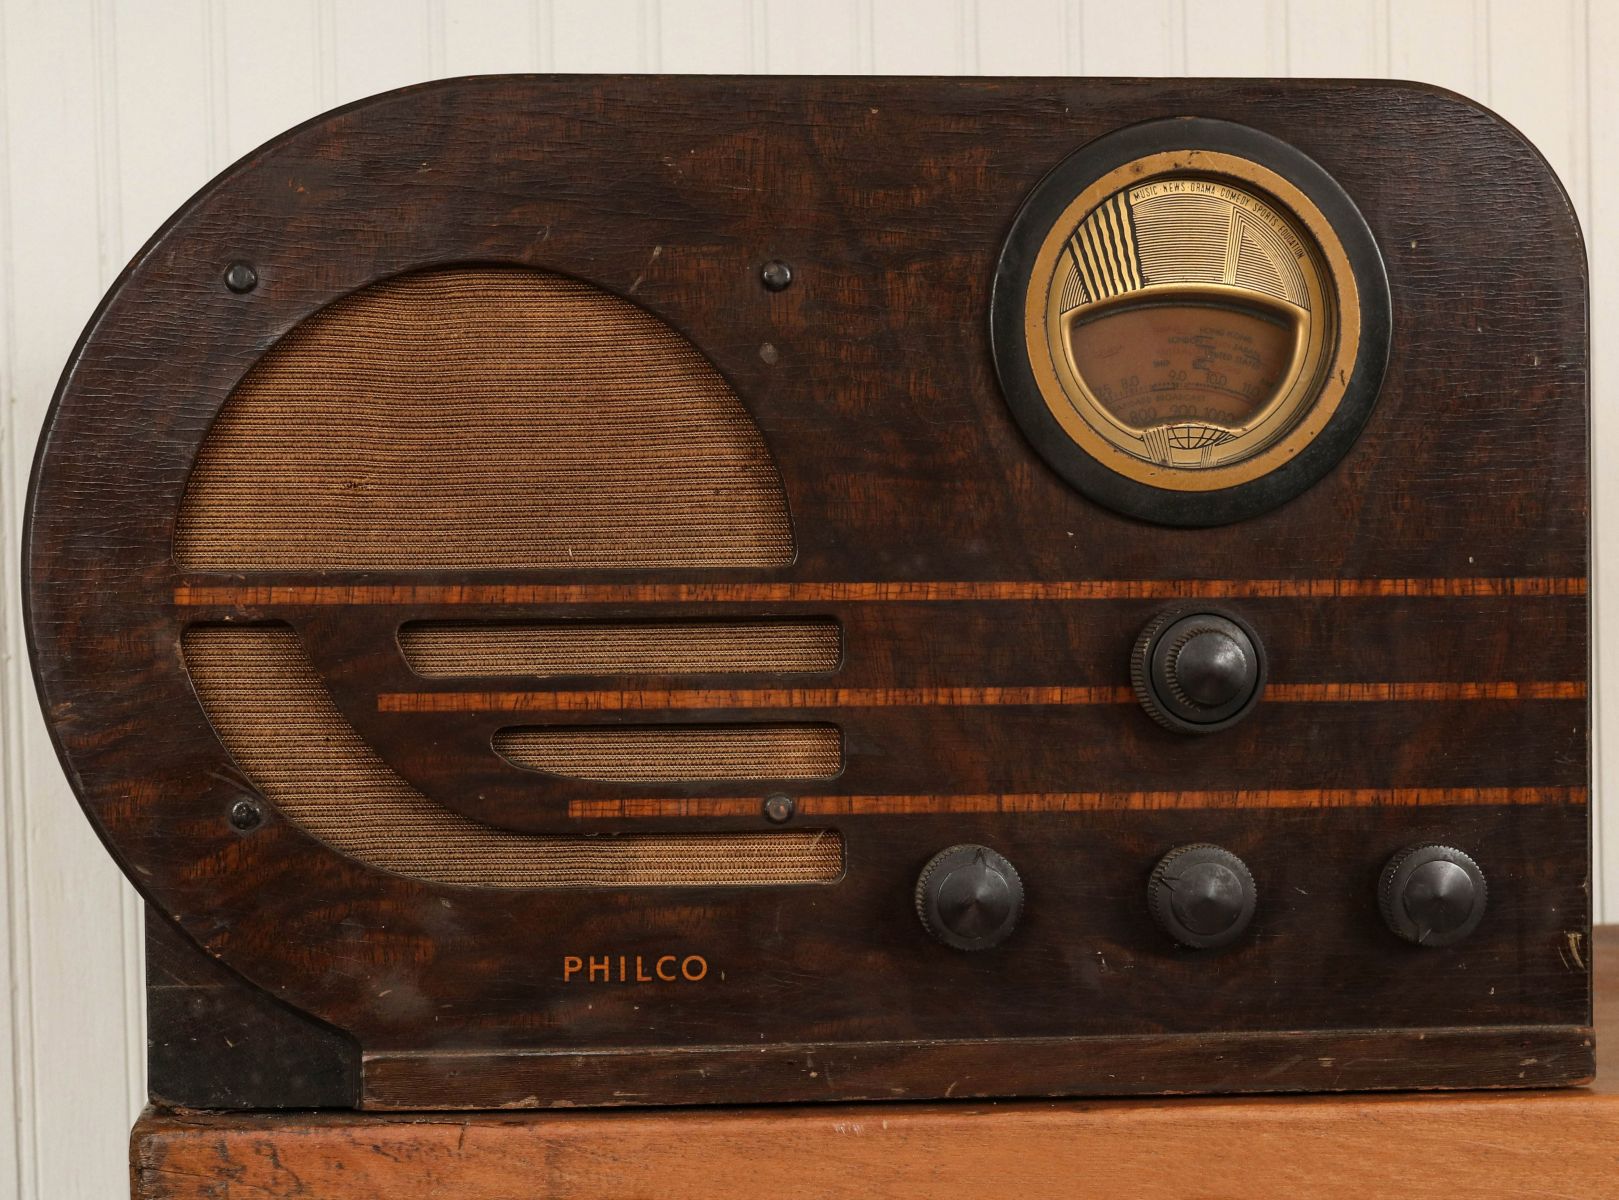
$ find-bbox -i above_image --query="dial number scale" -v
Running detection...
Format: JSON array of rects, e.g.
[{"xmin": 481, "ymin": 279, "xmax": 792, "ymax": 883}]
[
  {"xmin": 1045, "ymin": 174, "xmax": 1336, "ymax": 475},
  {"xmin": 1069, "ymin": 296, "xmax": 1295, "ymax": 434}
]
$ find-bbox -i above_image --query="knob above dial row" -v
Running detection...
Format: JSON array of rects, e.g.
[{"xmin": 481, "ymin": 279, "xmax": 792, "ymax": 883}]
[{"xmin": 1132, "ymin": 608, "xmax": 1267, "ymax": 734}]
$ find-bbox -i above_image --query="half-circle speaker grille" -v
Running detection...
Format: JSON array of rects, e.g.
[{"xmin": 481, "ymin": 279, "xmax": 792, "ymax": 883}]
[
  {"xmin": 173, "ymin": 266, "xmax": 793, "ymax": 571},
  {"xmin": 183, "ymin": 626, "xmax": 842, "ymax": 887}
]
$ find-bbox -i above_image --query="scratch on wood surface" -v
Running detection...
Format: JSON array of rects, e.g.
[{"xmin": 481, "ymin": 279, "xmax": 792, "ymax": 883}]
[
  {"xmin": 628, "ymin": 244, "xmax": 662, "ymax": 293},
  {"xmin": 1566, "ymin": 930, "xmax": 1586, "ymax": 971}
]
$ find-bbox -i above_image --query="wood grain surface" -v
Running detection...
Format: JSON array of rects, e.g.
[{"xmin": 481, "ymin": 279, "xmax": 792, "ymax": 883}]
[
  {"xmin": 2, "ymin": 4, "xmax": 1609, "ymax": 1195},
  {"xmin": 25, "ymin": 75, "xmax": 1590, "ymax": 1106},
  {"xmin": 129, "ymin": 927, "xmax": 1619, "ymax": 1200}
]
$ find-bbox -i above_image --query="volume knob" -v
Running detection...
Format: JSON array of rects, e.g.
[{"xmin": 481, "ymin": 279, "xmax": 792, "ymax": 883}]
[
  {"xmin": 1379, "ymin": 845, "xmax": 1487, "ymax": 947},
  {"xmin": 915, "ymin": 844, "xmax": 1024, "ymax": 951}
]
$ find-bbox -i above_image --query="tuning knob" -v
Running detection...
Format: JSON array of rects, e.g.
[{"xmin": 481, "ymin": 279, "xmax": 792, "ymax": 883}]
[
  {"xmin": 915, "ymin": 844, "xmax": 1024, "ymax": 951},
  {"xmin": 1148, "ymin": 844, "xmax": 1257, "ymax": 949},
  {"xmin": 1379, "ymin": 845, "xmax": 1487, "ymax": 947},
  {"xmin": 1132, "ymin": 608, "xmax": 1266, "ymax": 734}
]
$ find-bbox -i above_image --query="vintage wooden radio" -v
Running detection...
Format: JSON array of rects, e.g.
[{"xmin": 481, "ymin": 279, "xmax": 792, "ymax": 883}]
[{"xmin": 24, "ymin": 76, "xmax": 1590, "ymax": 1109}]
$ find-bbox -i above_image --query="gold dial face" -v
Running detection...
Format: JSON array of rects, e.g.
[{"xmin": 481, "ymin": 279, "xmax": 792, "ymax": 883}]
[{"xmin": 1024, "ymin": 151, "xmax": 1362, "ymax": 493}]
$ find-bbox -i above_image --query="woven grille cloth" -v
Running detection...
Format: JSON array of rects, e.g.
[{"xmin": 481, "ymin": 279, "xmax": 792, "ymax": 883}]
[
  {"xmin": 174, "ymin": 267, "xmax": 793, "ymax": 570},
  {"xmin": 399, "ymin": 620, "xmax": 841, "ymax": 678},
  {"xmin": 495, "ymin": 725, "xmax": 842, "ymax": 781},
  {"xmin": 183, "ymin": 626, "xmax": 843, "ymax": 887}
]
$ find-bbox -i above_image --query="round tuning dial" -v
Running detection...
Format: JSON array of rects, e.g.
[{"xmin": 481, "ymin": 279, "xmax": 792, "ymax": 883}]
[
  {"xmin": 915, "ymin": 844, "xmax": 1024, "ymax": 951},
  {"xmin": 989, "ymin": 118, "xmax": 1391, "ymax": 527},
  {"xmin": 1148, "ymin": 844, "xmax": 1257, "ymax": 949},
  {"xmin": 1132, "ymin": 608, "xmax": 1266, "ymax": 734},
  {"xmin": 1379, "ymin": 845, "xmax": 1487, "ymax": 947}
]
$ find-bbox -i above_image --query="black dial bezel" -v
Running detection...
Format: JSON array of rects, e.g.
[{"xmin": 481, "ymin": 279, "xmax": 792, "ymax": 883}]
[{"xmin": 990, "ymin": 116, "xmax": 1392, "ymax": 526}]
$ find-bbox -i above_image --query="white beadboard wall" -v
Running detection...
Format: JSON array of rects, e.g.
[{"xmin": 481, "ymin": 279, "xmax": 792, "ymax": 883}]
[{"xmin": 0, "ymin": 0, "xmax": 1610, "ymax": 1195}]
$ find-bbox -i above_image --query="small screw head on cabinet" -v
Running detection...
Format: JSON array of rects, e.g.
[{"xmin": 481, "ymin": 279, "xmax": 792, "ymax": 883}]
[
  {"xmin": 229, "ymin": 797, "xmax": 265, "ymax": 832},
  {"xmin": 762, "ymin": 793, "xmax": 795, "ymax": 824},
  {"xmin": 760, "ymin": 260, "xmax": 793, "ymax": 292},
  {"xmin": 223, "ymin": 261, "xmax": 258, "ymax": 293}
]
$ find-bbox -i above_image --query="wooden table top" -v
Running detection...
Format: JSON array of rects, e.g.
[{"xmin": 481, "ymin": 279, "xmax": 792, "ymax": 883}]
[{"xmin": 132, "ymin": 927, "xmax": 1616, "ymax": 1200}]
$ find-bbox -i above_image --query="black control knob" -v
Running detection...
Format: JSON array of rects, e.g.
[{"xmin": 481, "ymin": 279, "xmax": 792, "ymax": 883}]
[
  {"xmin": 1148, "ymin": 844, "xmax": 1258, "ymax": 949},
  {"xmin": 1379, "ymin": 845, "xmax": 1487, "ymax": 947},
  {"xmin": 1132, "ymin": 608, "xmax": 1266, "ymax": 734},
  {"xmin": 915, "ymin": 844, "xmax": 1024, "ymax": 951}
]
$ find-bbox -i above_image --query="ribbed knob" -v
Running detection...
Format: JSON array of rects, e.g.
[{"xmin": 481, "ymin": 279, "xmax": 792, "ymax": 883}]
[
  {"xmin": 1379, "ymin": 845, "xmax": 1487, "ymax": 947},
  {"xmin": 1132, "ymin": 609, "xmax": 1266, "ymax": 734},
  {"xmin": 915, "ymin": 844, "xmax": 1024, "ymax": 951},
  {"xmin": 1148, "ymin": 844, "xmax": 1257, "ymax": 949}
]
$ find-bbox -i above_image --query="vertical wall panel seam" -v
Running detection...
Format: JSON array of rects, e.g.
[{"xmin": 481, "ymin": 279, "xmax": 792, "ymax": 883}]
[
  {"xmin": 0, "ymin": 3, "xmax": 32, "ymax": 1194},
  {"xmin": 115, "ymin": 118, "xmax": 145, "ymax": 1129},
  {"xmin": 428, "ymin": 0, "xmax": 447, "ymax": 79},
  {"xmin": 749, "ymin": 0, "xmax": 764, "ymax": 72},
  {"xmin": 1568, "ymin": 0, "xmax": 1588, "ymax": 205},
  {"xmin": 108, "ymin": 0, "xmax": 141, "ymax": 1120},
  {"xmin": 94, "ymin": 0, "xmax": 145, "ymax": 1129},
  {"xmin": 87, "ymin": 0, "xmax": 120, "ymax": 1178},
  {"xmin": 1064, "ymin": 1, "xmax": 1077, "ymax": 75},
  {"xmin": 1375, "ymin": 0, "xmax": 1390, "ymax": 76},
  {"xmin": 1180, "ymin": 0, "xmax": 1190, "ymax": 74},
  {"xmin": 1581, "ymin": 0, "xmax": 1604, "ymax": 922},
  {"xmin": 314, "ymin": 4, "xmax": 330, "ymax": 166},
  {"xmin": 538, "ymin": 0, "xmax": 555, "ymax": 73},
  {"xmin": 94, "ymin": 0, "xmax": 122, "ymax": 277},
  {"xmin": 204, "ymin": 0, "xmax": 227, "ymax": 171},
  {"xmin": 419, "ymin": 1, "xmax": 434, "ymax": 85},
  {"xmin": 643, "ymin": 0, "xmax": 660, "ymax": 72},
  {"xmin": 317, "ymin": 0, "xmax": 337, "ymax": 108},
  {"xmin": 1169, "ymin": 0, "xmax": 1187, "ymax": 75}
]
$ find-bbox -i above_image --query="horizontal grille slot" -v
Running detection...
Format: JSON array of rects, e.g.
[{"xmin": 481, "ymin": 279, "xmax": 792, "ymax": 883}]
[
  {"xmin": 495, "ymin": 725, "xmax": 843, "ymax": 781},
  {"xmin": 183, "ymin": 625, "xmax": 842, "ymax": 887},
  {"xmin": 400, "ymin": 619, "xmax": 841, "ymax": 678}
]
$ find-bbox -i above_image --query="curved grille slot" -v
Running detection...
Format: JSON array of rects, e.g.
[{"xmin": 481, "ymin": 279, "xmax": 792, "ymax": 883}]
[
  {"xmin": 183, "ymin": 625, "xmax": 842, "ymax": 887},
  {"xmin": 495, "ymin": 725, "xmax": 842, "ymax": 781},
  {"xmin": 400, "ymin": 620, "xmax": 841, "ymax": 678}
]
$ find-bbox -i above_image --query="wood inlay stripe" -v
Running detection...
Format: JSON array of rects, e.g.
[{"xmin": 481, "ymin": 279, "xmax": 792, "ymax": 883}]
[
  {"xmin": 1267, "ymin": 681, "xmax": 1587, "ymax": 701},
  {"xmin": 569, "ymin": 786, "xmax": 1588, "ymax": 819},
  {"xmin": 174, "ymin": 576, "xmax": 1588, "ymax": 607},
  {"xmin": 381, "ymin": 686, "xmax": 1133, "ymax": 712},
  {"xmin": 380, "ymin": 681, "xmax": 1585, "ymax": 713}
]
